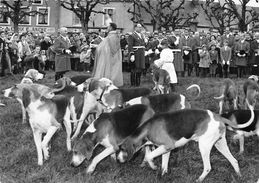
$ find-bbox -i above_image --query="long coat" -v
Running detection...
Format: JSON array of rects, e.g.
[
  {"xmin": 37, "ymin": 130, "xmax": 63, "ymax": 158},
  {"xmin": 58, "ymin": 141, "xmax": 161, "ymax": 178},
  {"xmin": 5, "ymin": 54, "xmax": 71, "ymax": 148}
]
[
  {"xmin": 128, "ymin": 31, "xmax": 145, "ymax": 70},
  {"xmin": 234, "ymin": 40, "xmax": 250, "ymax": 67},
  {"xmin": 250, "ymin": 40, "xmax": 259, "ymax": 65},
  {"xmin": 53, "ymin": 36, "xmax": 71, "ymax": 73},
  {"xmin": 92, "ymin": 31, "xmax": 123, "ymax": 87}
]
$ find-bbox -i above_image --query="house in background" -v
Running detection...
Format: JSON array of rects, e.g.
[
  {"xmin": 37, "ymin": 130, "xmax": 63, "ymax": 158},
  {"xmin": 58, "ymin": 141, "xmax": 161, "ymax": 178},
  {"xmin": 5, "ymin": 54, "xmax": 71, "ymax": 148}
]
[{"xmin": 0, "ymin": 0, "xmax": 59, "ymax": 34}]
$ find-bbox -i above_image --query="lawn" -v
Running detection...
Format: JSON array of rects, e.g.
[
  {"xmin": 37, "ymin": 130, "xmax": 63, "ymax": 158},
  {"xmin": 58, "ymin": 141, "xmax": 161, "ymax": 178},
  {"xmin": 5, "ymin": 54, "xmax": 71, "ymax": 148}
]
[{"xmin": 0, "ymin": 71, "xmax": 258, "ymax": 183}]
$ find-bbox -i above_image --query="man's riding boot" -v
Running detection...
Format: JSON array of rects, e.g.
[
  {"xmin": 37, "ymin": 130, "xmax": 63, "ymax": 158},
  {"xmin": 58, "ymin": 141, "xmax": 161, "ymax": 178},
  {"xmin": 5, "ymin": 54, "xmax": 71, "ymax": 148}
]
[
  {"xmin": 130, "ymin": 72, "xmax": 136, "ymax": 86},
  {"xmin": 136, "ymin": 72, "xmax": 141, "ymax": 86}
]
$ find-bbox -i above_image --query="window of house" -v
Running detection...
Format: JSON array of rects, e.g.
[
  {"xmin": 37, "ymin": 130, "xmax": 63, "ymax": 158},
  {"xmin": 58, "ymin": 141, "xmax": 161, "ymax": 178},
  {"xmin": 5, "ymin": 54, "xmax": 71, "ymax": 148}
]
[
  {"xmin": 0, "ymin": 6, "xmax": 10, "ymax": 24},
  {"xmin": 32, "ymin": 0, "xmax": 43, "ymax": 5},
  {"xmin": 19, "ymin": 7, "xmax": 31, "ymax": 25},
  {"xmin": 72, "ymin": 13, "xmax": 81, "ymax": 26},
  {"xmin": 103, "ymin": 7, "xmax": 115, "ymax": 26},
  {"xmin": 36, "ymin": 7, "xmax": 50, "ymax": 26}
]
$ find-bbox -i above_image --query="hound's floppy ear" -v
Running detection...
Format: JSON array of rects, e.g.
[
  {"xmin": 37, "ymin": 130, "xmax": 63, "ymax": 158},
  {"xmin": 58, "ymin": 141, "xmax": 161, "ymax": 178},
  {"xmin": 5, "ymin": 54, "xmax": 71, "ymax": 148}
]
[{"xmin": 22, "ymin": 88, "xmax": 31, "ymax": 108}]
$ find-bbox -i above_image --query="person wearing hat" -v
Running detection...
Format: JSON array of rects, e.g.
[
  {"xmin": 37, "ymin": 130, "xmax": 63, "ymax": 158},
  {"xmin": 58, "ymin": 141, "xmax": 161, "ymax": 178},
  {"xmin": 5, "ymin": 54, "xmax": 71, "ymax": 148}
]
[
  {"xmin": 80, "ymin": 45, "xmax": 91, "ymax": 72},
  {"xmin": 220, "ymin": 40, "xmax": 232, "ymax": 78},
  {"xmin": 179, "ymin": 28, "xmax": 193, "ymax": 77},
  {"xmin": 209, "ymin": 43, "xmax": 219, "ymax": 77},
  {"xmin": 0, "ymin": 31, "xmax": 7, "ymax": 77},
  {"xmin": 199, "ymin": 44, "xmax": 211, "ymax": 77},
  {"xmin": 250, "ymin": 32, "xmax": 259, "ymax": 74},
  {"xmin": 53, "ymin": 27, "xmax": 72, "ymax": 80},
  {"xmin": 154, "ymin": 39, "xmax": 177, "ymax": 92},
  {"xmin": 234, "ymin": 33, "xmax": 250, "ymax": 78},
  {"xmin": 128, "ymin": 23, "xmax": 146, "ymax": 86},
  {"xmin": 92, "ymin": 22, "xmax": 123, "ymax": 86}
]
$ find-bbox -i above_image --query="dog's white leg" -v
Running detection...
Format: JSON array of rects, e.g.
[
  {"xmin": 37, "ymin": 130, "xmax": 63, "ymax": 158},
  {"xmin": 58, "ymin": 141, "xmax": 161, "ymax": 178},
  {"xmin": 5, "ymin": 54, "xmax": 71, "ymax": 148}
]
[
  {"xmin": 238, "ymin": 135, "xmax": 245, "ymax": 154},
  {"xmin": 140, "ymin": 146, "xmax": 151, "ymax": 167},
  {"xmin": 219, "ymin": 101, "xmax": 223, "ymax": 115},
  {"xmin": 161, "ymin": 151, "xmax": 171, "ymax": 176},
  {"xmin": 72, "ymin": 100, "xmax": 94, "ymax": 139},
  {"xmin": 32, "ymin": 130, "xmax": 43, "ymax": 165},
  {"xmin": 214, "ymin": 134, "xmax": 241, "ymax": 177},
  {"xmin": 69, "ymin": 98, "xmax": 77, "ymax": 132},
  {"xmin": 63, "ymin": 108, "xmax": 72, "ymax": 151},
  {"xmin": 145, "ymin": 145, "xmax": 168, "ymax": 171},
  {"xmin": 41, "ymin": 126, "xmax": 59, "ymax": 161},
  {"xmin": 87, "ymin": 146, "xmax": 115, "ymax": 174},
  {"xmin": 234, "ymin": 98, "xmax": 238, "ymax": 110},
  {"xmin": 197, "ymin": 139, "xmax": 214, "ymax": 182}
]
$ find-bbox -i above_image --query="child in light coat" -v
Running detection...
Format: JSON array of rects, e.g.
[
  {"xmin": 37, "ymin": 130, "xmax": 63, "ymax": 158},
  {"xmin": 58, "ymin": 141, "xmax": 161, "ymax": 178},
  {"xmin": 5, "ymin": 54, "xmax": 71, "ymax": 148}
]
[
  {"xmin": 80, "ymin": 45, "xmax": 91, "ymax": 72},
  {"xmin": 154, "ymin": 39, "xmax": 177, "ymax": 92},
  {"xmin": 199, "ymin": 44, "xmax": 211, "ymax": 77}
]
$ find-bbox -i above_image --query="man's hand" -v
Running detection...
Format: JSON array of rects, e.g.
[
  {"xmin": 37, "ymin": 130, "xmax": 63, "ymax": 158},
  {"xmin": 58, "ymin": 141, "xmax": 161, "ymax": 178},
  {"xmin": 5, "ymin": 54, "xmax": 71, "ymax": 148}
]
[
  {"xmin": 65, "ymin": 49, "xmax": 71, "ymax": 54},
  {"xmin": 227, "ymin": 60, "xmax": 230, "ymax": 65},
  {"xmin": 130, "ymin": 55, "xmax": 135, "ymax": 62},
  {"xmin": 222, "ymin": 60, "xmax": 225, "ymax": 65}
]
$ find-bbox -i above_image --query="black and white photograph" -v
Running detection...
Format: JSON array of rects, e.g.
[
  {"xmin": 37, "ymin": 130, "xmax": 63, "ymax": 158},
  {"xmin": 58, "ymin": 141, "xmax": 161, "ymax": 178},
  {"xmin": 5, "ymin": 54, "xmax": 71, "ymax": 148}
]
[{"xmin": 0, "ymin": 0, "xmax": 259, "ymax": 183}]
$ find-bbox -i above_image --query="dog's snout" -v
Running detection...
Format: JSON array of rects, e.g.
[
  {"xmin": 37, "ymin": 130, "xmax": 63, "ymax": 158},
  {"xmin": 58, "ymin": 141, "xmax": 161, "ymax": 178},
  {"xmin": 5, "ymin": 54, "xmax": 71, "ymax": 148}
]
[{"xmin": 1, "ymin": 90, "xmax": 5, "ymax": 94}]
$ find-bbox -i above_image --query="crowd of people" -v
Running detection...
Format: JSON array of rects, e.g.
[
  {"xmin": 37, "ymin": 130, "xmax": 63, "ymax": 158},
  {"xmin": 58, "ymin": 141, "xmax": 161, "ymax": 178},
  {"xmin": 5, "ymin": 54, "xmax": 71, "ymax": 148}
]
[{"xmin": 1, "ymin": 23, "xmax": 259, "ymax": 88}]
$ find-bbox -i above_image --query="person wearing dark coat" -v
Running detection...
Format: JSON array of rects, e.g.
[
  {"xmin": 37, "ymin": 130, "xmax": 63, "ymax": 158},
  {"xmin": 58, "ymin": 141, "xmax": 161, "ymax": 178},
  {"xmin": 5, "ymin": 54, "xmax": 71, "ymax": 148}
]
[
  {"xmin": 128, "ymin": 24, "xmax": 146, "ymax": 86},
  {"xmin": 250, "ymin": 32, "xmax": 259, "ymax": 74},
  {"xmin": 53, "ymin": 27, "xmax": 71, "ymax": 81},
  {"xmin": 234, "ymin": 33, "xmax": 250, "ymax": 78},
  {"xmin": 0, "ymin": 31, "xmax": 8, "ymax": 77},
  {"xmin": 179, "ymin": 29, "xmax": 193, "ymax": 77}
]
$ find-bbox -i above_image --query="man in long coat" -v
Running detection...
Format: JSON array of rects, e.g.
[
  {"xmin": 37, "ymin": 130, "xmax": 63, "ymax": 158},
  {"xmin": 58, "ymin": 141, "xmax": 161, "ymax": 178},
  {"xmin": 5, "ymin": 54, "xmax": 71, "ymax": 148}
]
[
  {"xmin": 179, "ymin": 29, "xmax": 193, "ymax": 77},
  {"xmin": 128, "ymin": 24, "xmax": 146, "ymax": 86},
  {"xmin": 92, "ymin": 23, "xmax": 123, "ymax": 86},
  {"xmin": 53, "ymin": 27, "xmax": 71, "ymax": 81}
]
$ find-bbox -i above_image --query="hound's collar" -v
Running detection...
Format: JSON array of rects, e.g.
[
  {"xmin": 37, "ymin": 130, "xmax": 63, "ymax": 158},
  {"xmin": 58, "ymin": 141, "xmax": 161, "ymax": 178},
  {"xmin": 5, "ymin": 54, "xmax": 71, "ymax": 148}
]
[{"xmin": 24, "ymin": 76, "xmax": 34, "ymax": 81}]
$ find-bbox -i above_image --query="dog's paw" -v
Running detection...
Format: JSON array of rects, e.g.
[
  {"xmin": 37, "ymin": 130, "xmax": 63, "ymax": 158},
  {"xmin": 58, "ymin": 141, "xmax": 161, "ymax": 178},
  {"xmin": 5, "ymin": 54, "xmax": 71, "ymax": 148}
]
[
  {"xmin": 140, "ymin": 160, "xmax": 147, "ymax": 167},
  {"xmin": 86, "ymin": 164, "xmax": 96, "ymax": 174},
  {"xmin": 147, "ymin": 160, "xmax": 157, "ymax": 170},
  {"xmin": 42, "ymin": 146, "xmax": 50, "ymax": 160},
  {"xmin": 161, "ymin": 167, "xmax": 168, "ymax": 176},
  {"xmin": 38, "ymin": 159, "xmax": 43, "ymax": 166}
]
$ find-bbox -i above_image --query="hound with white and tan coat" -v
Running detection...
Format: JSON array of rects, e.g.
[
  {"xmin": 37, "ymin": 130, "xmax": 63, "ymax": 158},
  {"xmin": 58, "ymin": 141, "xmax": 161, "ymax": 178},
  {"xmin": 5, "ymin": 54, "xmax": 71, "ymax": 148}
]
[
  {"xmin": 243, "ymin": 78, "xmax": 259, "ymax": 109},
  {"xmin": 119, "ymin": 106, "xmax": 254, "ymax": 182},
  {"xmin": 214, "ymin": 78, "xmax": 238, "ymax": 114},
  {"xmin": 221, "ymin": 107, "xmax": 259, "ymax": 154},
  {"xmin": 70, "ymin": 104, "xmax": 155, "ymax": 174},
  {"xmin": 21, "ymin": 69, "xmax": 44, "ymax": 84},
  {"xmin": 18, "ymin": 69, "xmax": 45, "ymax": 123},
  {"xmin": 3, "ymin": 84, "xmax": 72, "ymax": 165}
]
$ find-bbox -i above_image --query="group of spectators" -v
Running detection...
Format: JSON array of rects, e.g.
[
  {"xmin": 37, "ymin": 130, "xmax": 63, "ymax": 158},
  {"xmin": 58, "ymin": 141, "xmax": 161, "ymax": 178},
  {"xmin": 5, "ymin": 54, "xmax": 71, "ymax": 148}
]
[
  {"xmin": 135, "ymin": 29, "xmax": 259, "ymax": 79},
  {"xmin": 0, "ymin": 29, "xmax": 105, "ymax": 77},
  {"xmin": 1, "ymin": 26, "xmax": 259, "ymax": 82}
]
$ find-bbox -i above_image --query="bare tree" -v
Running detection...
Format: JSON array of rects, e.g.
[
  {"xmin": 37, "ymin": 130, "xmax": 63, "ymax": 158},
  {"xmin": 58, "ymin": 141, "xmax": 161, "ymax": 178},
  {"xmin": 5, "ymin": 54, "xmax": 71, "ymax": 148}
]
[
  {"xmin": 201, "ymin": 0, "xmax": 237, "ymax": 35},
  {"xmin": 127, "ymin": 0, "xmax": 198, "ymax": 31},
  {"xmin": 0, "ymin": 0, "xmax": 48, "ymax": 33},
  {"xmin": 57, "ymin": 0, "xmax": 107, "ymax": 34},
  {"xmin": 223, "ymin": 0, "xmax": 259, "ymax": 32}
]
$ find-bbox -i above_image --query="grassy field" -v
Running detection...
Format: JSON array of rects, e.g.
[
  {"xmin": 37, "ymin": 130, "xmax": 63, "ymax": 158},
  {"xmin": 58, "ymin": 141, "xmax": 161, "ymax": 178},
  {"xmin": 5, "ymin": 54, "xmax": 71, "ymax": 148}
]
[{"xmin": 0, "ymin": 71, "xmax": 258, "ymax": 183}]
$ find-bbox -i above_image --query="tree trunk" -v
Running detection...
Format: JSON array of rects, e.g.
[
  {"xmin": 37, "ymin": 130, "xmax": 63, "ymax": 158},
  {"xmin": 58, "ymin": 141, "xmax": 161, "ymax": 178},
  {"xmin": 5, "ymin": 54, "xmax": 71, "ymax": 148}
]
[
  {"xmin": 13, "ymin": 22, "xmax": 19, "ymax": 33},
  {"xmin": 81, "ymin": 19, "xmax": 89, "ymax": 34},
  {"xmin": 239, "ymin": 20, "xmax": 247, "ymax": 32}
]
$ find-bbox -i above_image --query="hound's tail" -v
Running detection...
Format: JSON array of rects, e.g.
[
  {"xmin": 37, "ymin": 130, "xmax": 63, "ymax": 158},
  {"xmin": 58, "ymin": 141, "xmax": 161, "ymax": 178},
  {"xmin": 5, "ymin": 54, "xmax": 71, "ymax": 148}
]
[
  {"xmin": 186, "ymin": 84, "xmax": 201, "ymax": 99},
  {"xmin": 214, "ymin": 94, "xmax": 224, "ymax": 100},
  {"xmin": 0, "ymin": 102, "xmax": 5, "ymax": 107},
  {"xmin": 223, "ymin": 99, "xmax": 254, "ymax": 129}
]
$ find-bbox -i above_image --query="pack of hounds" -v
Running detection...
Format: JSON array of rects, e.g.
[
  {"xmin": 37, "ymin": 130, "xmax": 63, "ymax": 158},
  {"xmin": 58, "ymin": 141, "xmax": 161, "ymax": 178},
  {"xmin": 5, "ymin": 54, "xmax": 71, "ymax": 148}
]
[{"xmin": 1, "ymin": 69, "xmax": 259, "ymax": 182}]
